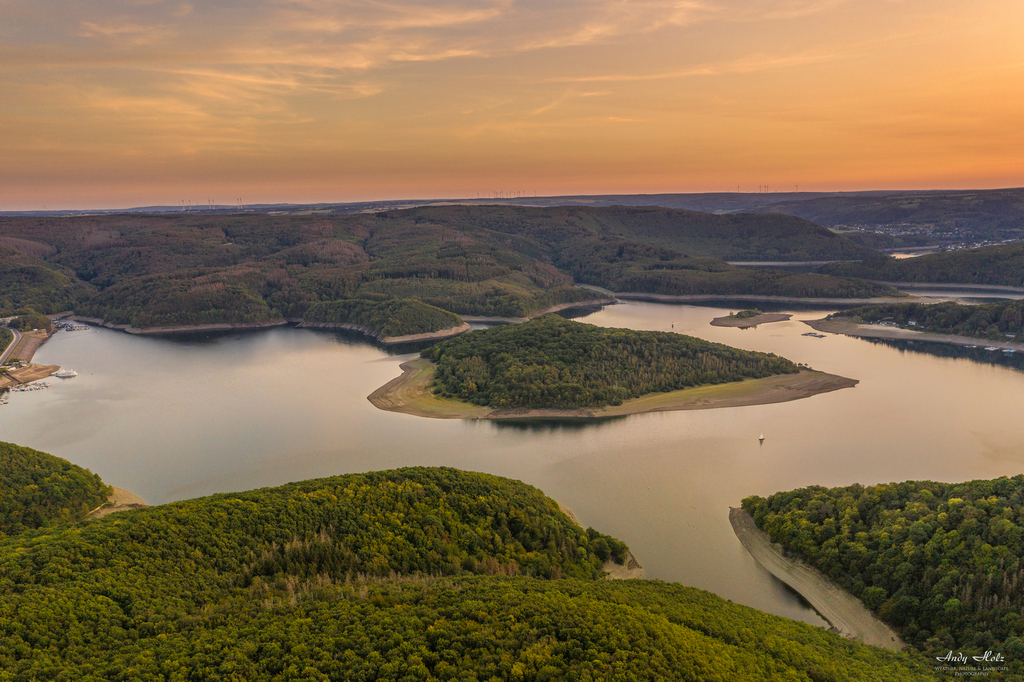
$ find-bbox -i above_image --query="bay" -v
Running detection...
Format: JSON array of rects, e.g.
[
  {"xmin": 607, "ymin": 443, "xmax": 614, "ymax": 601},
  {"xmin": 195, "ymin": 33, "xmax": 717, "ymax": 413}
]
[{"xmin": 3, "ymin": 301, "xmax": 1024, "ymax": 628}]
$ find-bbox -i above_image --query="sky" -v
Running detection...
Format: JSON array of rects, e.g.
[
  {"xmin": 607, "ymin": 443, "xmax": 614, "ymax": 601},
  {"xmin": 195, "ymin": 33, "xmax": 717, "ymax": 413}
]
[{"xmin": 1, "ymin": 0, "xmax": 1022, "ymax": 209}]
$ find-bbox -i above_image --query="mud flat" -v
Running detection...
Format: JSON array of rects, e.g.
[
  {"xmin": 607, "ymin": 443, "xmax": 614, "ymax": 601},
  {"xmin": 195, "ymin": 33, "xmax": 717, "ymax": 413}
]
[
  {"xmin": 711, "ymin": 312, "xmax": 792, "ymax": 328},
  {"xmin": 87, "ymin": 487, "xmax": 148, "ymax": 519},
  {"xmin": 368, "ymin": 358, "xmax": 857, "ymax": 421},
  {"xmin": 730, "ymin": 507, "xmax": 904, "ymax": 651},
  {"xmin": 805, "ymin": 317, "xmax": 1024, "ymax": 352}
]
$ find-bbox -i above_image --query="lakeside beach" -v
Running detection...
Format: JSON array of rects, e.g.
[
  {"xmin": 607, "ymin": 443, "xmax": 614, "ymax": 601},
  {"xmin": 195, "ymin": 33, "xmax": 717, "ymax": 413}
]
[{"xmin": 368, "ymin": 357, "xmax": 858, "ymax": 421}]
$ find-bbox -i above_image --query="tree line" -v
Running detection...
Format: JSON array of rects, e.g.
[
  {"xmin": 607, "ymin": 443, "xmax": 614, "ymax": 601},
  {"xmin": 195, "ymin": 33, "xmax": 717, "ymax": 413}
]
[
  {"xmin": 745, "ymin": 475, "xmax": 1024, "ymax": 678},
  {"xmin": 0, "ymin": 443, "xmax": 931, "ymax": 680},
  {"xmin": 422, "ymin": 315, "xmax": 799, "ymax": 409},
  {"xmin": 835, "ymin": 300, "xmax": 1023, "ymax": 341}
]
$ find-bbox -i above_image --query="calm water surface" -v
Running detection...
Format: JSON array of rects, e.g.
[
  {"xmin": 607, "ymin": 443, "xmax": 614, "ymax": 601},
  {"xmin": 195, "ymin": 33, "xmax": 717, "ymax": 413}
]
[{"xmin": 4, "ymin": 301, "xmax": 1024, "ymax": 628}]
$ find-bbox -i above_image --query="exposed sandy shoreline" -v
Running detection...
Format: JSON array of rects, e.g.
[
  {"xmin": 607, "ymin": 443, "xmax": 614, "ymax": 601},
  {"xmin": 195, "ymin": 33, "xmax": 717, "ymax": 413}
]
[
  {"xmin": 368, "ymin": 358, "xmax": 858, "ymax": 421},
  {"xmin": 461, "ymin": 298, "xmax": 617, "ymax": 325},
  {"xmin": 730, "ymin": 507, "xmax": 903, "ymax": 651},
  {"xmin": 557, "ymin": 502, "xmax": 644, "ymax": 580},
  {"xmin": 613, "ymin": 292, "xmax": 910, "ymax": 306},
  {"xmin": 87, "ymin": 486, "xmax": 148, "ymax": 519},
  {"xmin": 298, "ymin": 320, "xmax": 473, "ymax": 344},
  {"xmin": 711, "ymin": 312, "xmax": 792, "ymax": 328},
  {"xmin": 805, "ymin": 317, "xmax": 1024, "ymax": 352},
  {"xmin": 72, "ymin": 316, "xmax": 291, "ymax": 335}
]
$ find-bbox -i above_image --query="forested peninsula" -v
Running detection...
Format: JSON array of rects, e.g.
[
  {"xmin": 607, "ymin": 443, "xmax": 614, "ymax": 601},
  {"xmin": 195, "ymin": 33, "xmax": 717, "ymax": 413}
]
[
  {"xmin": 0, "ymin": 441, "xmax": 932, "ymax": 680},
  {"xmin": 369, "ymin": 316, "xmax": 855, "ymax": 419},
  {"xmin": 0, "ymin": 206, "xmax": 896, "ymax": 337},
  {"xmin": 423, "ymin": 316, "xmax": 800, "ymax": 409},
  {"xmin": 744, "ymin": 475, "xmax": 1024, "ymax": 679},
  {"xmin": 0, "ymin": 442, "xmax": 111, "ymax": 536},
  {"xmin": 829, "ymin": 300, "xmax": 1023, "ymax": 342}
]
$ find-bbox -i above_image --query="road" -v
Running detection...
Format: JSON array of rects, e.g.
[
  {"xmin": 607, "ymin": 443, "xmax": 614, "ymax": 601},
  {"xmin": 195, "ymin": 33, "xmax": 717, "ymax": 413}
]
[{"xmin": 0, "ymin": 326, "xmax": 21, "ymax": 365}]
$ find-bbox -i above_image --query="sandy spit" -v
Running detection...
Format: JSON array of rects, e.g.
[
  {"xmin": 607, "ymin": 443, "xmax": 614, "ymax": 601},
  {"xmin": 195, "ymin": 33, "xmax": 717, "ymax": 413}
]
[
  {"xmin": 87, "ymin": 487, "xmax": 148, "ymax": 519},
  {"xmin": 730, "ymin": 507, "xmax": 904, "ymax": 651},
  {"xmin": 710, "ymin": 312, "xmax": 792, "ymax": 328}
]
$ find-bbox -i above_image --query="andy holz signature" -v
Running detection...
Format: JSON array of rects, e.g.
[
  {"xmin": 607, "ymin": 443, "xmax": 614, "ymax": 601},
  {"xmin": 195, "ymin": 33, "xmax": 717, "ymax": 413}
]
[{"xmin": 936, "ymin": 651, "xmax": 1006, "ymax": 664}]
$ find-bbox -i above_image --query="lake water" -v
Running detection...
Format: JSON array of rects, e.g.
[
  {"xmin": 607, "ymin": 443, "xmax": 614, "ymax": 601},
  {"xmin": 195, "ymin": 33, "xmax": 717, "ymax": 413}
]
[{"xmin": 3, "ymin": 301, "xmax": 1024, "ymax": 628}]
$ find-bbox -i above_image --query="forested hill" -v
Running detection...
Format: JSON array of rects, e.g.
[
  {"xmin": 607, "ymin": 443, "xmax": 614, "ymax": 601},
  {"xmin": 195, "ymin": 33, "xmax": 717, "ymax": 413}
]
[
  {"xmin": 819, "ymin": 244, "xmax": 1024, "ymax": 287},
  {"xmin": 422, "ymin": 315, "xmax": 799, "ymax": 409},
  {"xmin": 0, "ymin": 207, "xmax": 894, "ymax": 332},
  {"xmin": 744, "ymin": 475, "xmax": 1024, "ymax": 678},
  {"xmin": 0, "ymin": 455, "xmax": 931, "ymax": 680},
  {"xmin": 833, "ymin": 300, "xmax": 1024, "ymax": 341},
  {"xmin": 0, "ymin": 441, "xmax": 110, "ymax": 536}
]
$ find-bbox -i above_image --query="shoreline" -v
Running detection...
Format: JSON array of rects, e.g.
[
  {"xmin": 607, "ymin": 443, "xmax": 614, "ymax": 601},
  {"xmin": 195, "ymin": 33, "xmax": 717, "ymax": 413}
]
[
  {"xmin": 86, "ymin": 486, "xmax": 148, "ymax": 519},
  {"xmin": 730, "ymin": 507, "xmax": 903, "ymax": 651},
  {"xmin": 612, "ymin": 292, "xmax": 910, "ymax": 306},
  {"xmin": 65, "ymin": 298, "xmax": 616, "ymax": 345},
  {"xmin": 805, "ymin": 317, "xmax": 1024, "ymax": 352},
  {"xmin": 0, "ymin": 363, "xmax": 60, "ymax": 390},
  {"xmin": 297, "ymin": 320, "xmax": 472, "ymax": 344},
  {"xmin": 367, "ymin": 358, "xmax": 858, "ymax": 421},
  {"xmin": 462, "ymin": 298, "xmax": 618, "ymax": 325},
  {"xmin": 710, "ymin": 312, "xmax": 792, "ymax": 328},
  {"xmin": 557, "ymin": 502, "xmax": 644, "ymax": 580}
]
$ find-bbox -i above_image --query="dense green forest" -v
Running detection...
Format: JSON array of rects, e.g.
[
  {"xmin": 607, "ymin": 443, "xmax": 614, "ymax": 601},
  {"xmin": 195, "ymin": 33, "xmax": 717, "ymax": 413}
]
[
  {"xmin": 0, "ymin": 442, "xmax": 110, "ymax": 536},
  {"xmin": 744, "ymin": 475, "xmax": 1024, "ymax": 676},
  {"xmin": 0, "ymin": 246, "xmax": 89, "ymax": 316},
  {"xmin": 10, "ymin": 311, "xmax": 52, "ymax": 332},
  {"xmin": 0, "ymin": 445, "xmax": 931, "ymax": 681},
  {"xmin": 0, "ymin": 207, "xmax": 895, "ymax": 332},
  {"xmin": 833, "ymin": 301, "xmax": 1024, "ymax": 340},
  {"xmin": 422, "ymin": 315, "xmax": 799, "ymax": 409},
  {"xmin": 0, "ymin": 328, "xmax": 11, "ymax": 354},
  {"xmin": 820, "ymin": 244, "xmax": 1024, "ymax": 287},
  {"xmin": 303, "ymin": 299, "xmax": 462, "ymax": 337}
]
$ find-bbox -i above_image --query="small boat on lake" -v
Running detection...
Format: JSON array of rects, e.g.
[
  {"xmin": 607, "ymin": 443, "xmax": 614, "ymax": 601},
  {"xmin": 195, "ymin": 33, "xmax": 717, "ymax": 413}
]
[{"xmin": 54, "ymin": 368, "xmax": 78, "ymax": 378}]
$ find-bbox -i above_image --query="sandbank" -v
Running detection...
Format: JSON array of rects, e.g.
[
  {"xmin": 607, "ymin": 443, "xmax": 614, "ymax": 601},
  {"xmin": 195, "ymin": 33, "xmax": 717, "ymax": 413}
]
[
  {"xmin": 87, "ymin": 486, "xmax": 148, "ymax": 519},
  {"xmin": 368, "ymin": 358, "xmax": 857, "ymax": 421},
  {"xmin": 730, "ymin": 507, "xmax": 903, "ymax": 651},
  {"xmin": 710, "ymin": 312, "xmax": 792, "ymax": 328},
  {"xmin": 805, "ymin": 317, "xmax": 1024, "ymax": 352}
]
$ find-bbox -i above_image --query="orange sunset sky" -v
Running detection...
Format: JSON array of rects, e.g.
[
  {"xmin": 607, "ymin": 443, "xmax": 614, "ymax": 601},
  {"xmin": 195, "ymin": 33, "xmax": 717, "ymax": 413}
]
[{"xmin": 1, "ymin": 0, "xmax": 1022, "ymax": 210}]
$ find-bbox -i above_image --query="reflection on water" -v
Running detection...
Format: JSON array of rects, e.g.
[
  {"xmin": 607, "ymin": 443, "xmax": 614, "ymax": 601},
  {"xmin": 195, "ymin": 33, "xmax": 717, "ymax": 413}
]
[
  {"xmin": 864, "ymin": 337, "xmax": 1024, "ymax": 372},
  {"xmin": 4, "ymin": 301, "xmax": 1024, "ymax": 631},
  {"xmin": 489, "ymin": 416, "xmax": 628, "ymax": 432}
]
